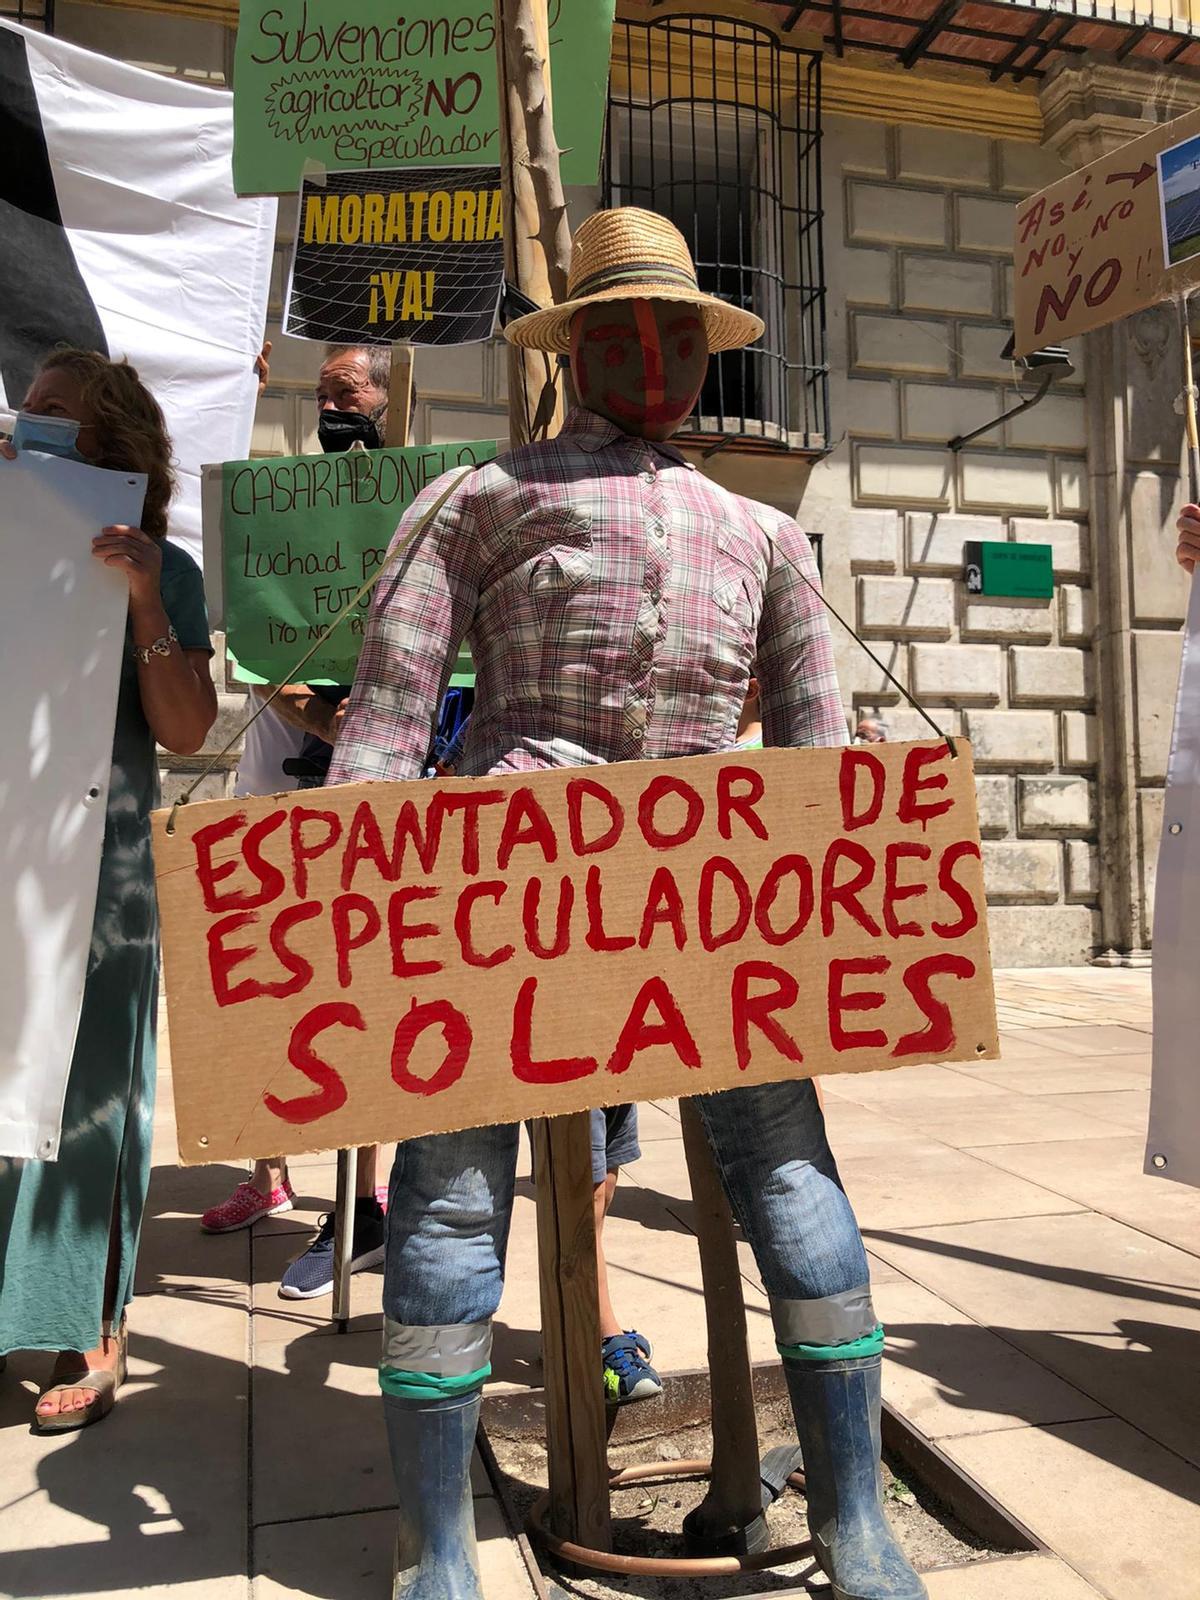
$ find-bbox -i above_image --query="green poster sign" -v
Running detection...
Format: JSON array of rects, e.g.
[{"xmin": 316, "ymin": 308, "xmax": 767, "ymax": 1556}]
[
  {"xmin": 220, "ymin": 439, "xmax": 498, "ymax": 683},
  {"xmin": 964, "ymin": 540, "xmax": 1054, "ymax": 601},
  {"xmin": 233, "ymin": 0, "xmax": 616, "ymax": 194}
]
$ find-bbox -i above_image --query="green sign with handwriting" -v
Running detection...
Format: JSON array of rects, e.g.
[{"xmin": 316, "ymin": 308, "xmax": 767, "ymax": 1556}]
[
  {"xmin": 232, "ymin": 0, "xmax": 615, "ymax": 194},
  {"xmin": 220, "ymin": 440, "xmax": 497, "ymax": 683}
]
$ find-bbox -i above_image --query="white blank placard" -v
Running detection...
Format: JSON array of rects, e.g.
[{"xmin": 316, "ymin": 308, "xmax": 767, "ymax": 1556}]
[
  {"xmin": 0, "ymin": 451, "xmax": 146, "ymax": 1159},
  {"xmin": 1149, "ymin": 574, "xmax": 1200, "ymax": 1188}
]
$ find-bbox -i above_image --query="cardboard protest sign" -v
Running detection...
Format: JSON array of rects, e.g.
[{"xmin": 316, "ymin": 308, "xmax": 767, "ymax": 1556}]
[
  {"xmin": 1013, "ymin": 106, "xmax": 1200, "ymax": 357},
  {"xmin": 232, "ymin": 0, "xmax": 616, "ymax": 195},
  {"xmin": 285, "ymin": 166, "xmax": 503, "ymax": 346},
  {"xmin": 209, "ymin": 439, "xmax": 497, "ymax": 682},
  {"xmin": 152, "ymin": 742, "xmax": 999, "ymax": 1165}
]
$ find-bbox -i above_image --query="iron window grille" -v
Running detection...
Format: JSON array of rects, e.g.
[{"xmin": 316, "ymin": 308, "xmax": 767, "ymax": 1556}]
[
  {"xmin": 604, "ymin": 13, "xmax": 828, "ymax": 453},
  {"xmin": 0, "ymin": 0, "xmax": 54, "ymax": 27}
]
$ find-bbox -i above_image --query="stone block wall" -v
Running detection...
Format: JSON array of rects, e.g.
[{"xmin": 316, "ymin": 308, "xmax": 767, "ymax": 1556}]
[{"xmin": 804, "ymin": 116, "xmax": 1100, "ymax": 965}]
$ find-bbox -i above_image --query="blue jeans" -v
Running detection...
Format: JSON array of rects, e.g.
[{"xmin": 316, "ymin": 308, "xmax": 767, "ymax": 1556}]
[{"xmin": 383, "ymin": 1079, "xmax": 872, "ymax": 1353}]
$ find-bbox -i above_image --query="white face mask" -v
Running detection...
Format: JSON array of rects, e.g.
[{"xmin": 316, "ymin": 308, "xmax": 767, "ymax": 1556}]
[{"xmin": 10, "ymin": 411, "xmax": 84, "ymax": 460}]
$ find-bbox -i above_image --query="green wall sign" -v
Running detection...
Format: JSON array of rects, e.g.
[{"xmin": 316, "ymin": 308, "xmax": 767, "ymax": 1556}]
[{"xmin": 964, "ymin": 540, "xmax": 1054, "ymax": 601}]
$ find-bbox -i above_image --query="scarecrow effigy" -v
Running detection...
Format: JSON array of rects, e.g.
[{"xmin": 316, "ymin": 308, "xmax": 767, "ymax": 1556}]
[{"xmin": 327, "ymin": 206, "xmax": 929, "ymax": 1600}]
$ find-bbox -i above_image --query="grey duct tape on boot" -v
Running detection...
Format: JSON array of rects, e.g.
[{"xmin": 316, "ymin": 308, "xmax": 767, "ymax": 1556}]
[
  {"xmin": 382, "ymin": 1318, "xmax": 492, "ymax": 1374},
  {"xmin": 770, "ymin": 1286, "xmax": 878, "ymax": 1350},
  {"xmin": 380, "ymin": 1320, "xmax": 493, "ymax": 1400}
]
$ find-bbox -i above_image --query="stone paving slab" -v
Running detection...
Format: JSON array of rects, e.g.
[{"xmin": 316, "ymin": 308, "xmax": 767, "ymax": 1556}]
[
  {"xmin": 838, "ymin": 1138, "xmax": 1087, "ymax": 1231},
  {"xmin": 3, "ymin": 969, "xmax": 1191, "ymax": 1600},
  {"xmin": 860, "ymin": 1090, "xmax": 1125, "ymax": 1148},
  {"xmin": 253, "ymin": 1499, "xmax": 536, "ymax": 1600},
  {"xmin": 921, "ymin": 1554, "xmax": 1105, "ymax": 1598},
  {"xmin": 969, "ymin": 1056, "xmax": 1151, "ymax": 1095},
  {"xmin": 874, "ymin": 1276, "xmax": 1110, "ymax": 1440},
  {"xmin": 864, "ymin": 1210, "xmax": 1200, "ymax": 1471},
  {"xmin": 0, "ymin": 1293, "xmax": 249, "ymax": 1599},
  {"xmin": 969, "ymin": 1133, "xmax": 1200, "ymax": 1255},
  {"xmin": 1031, "ymin": 1089, "xmax": 1150, "ymax": 1133},
  {"xmin": 945, "ymin": 1420, "xmax": 1200, "ymax": 1600}
]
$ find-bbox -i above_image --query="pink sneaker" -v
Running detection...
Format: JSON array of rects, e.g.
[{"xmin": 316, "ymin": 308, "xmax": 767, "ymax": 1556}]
[{"xmin": 200, "ymin": 1180, "xmax": 295, "ymax": 1233}]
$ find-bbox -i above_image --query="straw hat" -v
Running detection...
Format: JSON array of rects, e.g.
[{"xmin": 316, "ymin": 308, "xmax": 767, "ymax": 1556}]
[{"xmin": 503, "ymin": 207, "xmax": 764, "ymax": 354}]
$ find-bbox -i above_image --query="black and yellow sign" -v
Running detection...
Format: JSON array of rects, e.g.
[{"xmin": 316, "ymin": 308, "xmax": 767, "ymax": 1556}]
[{"xmin": 284, "ymin": 163, "xmax": 503, "ymax": 346}]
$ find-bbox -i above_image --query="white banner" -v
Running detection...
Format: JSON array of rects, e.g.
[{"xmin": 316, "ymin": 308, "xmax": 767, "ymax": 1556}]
[
  {"xmin": 0, "ymin": 453, "xmax": 147, "ymax": 1160},
  {"xmin": 1148, "ymin": 577, "xmax": 1200, "ymax": 1187},
  {"xmin": 0, "ymin": 21, "xmax": 276, "ymax": 565}
]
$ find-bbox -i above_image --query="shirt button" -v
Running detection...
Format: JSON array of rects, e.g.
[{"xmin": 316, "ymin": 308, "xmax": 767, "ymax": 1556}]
[
  {"xmin": 649, "ymin": 587, "xmax": 662, "ymax": 603},
  {"xmin": 642, "ymin": 471, "xmax": 655, "ymax": 484}
]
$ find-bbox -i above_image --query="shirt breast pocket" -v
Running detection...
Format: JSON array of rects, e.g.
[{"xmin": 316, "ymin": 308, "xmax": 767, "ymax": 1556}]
[
  {"xmin": 713, "ymin": 528, "xmax": 762, "ymax": 617},
  {"xmin": 524, "ymin": 511, "xmax": 594, "ymax": 602}
]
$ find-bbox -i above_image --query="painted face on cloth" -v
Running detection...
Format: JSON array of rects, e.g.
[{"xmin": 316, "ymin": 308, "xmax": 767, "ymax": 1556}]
[{"xmin": 569, "ymin": 298, "xmax": 709, "ymax": 442}]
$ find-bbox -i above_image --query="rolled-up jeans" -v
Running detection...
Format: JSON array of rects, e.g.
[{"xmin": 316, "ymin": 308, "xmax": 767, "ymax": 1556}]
[{"xmin": 381, "ymin": 1077, "xmax": 875, "ymax": 1383}]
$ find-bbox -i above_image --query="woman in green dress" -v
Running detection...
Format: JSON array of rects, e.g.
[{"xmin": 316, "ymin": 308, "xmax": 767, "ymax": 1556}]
[{"xmin": 0, "ymin": 349, "xmax": 217, "ymax": 1430}]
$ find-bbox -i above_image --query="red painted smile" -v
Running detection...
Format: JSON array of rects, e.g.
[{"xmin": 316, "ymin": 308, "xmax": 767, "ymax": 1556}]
[{"xmin": 602, "ymin": 390, "xmax": 691, "ymax": 426}]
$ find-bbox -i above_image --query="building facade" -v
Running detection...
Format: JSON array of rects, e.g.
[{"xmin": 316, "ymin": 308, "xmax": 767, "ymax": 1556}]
[{"xmin": 12, "ymin": 0, "xmax": 1200, "ymax": 965}]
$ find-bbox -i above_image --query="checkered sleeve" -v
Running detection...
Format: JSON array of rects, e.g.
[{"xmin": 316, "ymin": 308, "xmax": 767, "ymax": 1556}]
[
  {"xmin": 328, "ymin": 470, "xmax": 482, "ymax": 786},
  {"xmin": 756, "ymin": 516, "xmax": 848, "ymax": 750}
]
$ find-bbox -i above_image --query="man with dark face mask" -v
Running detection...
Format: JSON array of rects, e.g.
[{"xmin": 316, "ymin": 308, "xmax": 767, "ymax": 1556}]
[
  {"xmin": 203, "ymin": 346, "xmax": 413, "ymax": 1291},
  {"xmin": 316, "ymin": 342, "xmax": 390, "ymax": 450},
  {"xmin": 329, "ymin": 210, "xmax": 924, "ymax": 1600},
  {"xmin": 261, "ymin": 345, "xmax": 395, "ymax": 766}
]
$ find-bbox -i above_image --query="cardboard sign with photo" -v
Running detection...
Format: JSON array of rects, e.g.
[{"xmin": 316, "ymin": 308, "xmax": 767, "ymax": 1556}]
[{"xmin": 1013, "ymin": 104, "xmax": 1200, "ymax": 356}]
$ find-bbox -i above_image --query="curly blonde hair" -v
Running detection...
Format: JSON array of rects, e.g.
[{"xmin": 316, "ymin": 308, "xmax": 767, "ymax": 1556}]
[{"xmin": 36, "ymin": 348, "xmax": 176, "ymax": 538}]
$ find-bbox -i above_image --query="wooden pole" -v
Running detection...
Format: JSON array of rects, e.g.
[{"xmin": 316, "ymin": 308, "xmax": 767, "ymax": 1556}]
[
  {"xmin": 384, "ymin": 345, "xmax": 414, "ymax": 448},
  {"xmin": 495, "ymin": 0, "xmax": 571, "ymax": 446},
  {"xmin": 679, "ymin": 1101, "xmax": 766, "ymax": 1550},
  {"xmin": 1181, "ymin": 294, "xmax": 1200, "ymax": 504},
  {"xmin": 530, "ymin": 1117, "xmax": 612, "ymax": 1556},
  {"xmin": 331, "ymin": 1144, "xmax": 358, "ymax": 1333},
  {"xmin": 493, "ymin": 0, "xmax": 611, "ymax": 1557},
  {"xmin": 332, "ymin": 345, "xmax": 411, "ymax": 1333}
]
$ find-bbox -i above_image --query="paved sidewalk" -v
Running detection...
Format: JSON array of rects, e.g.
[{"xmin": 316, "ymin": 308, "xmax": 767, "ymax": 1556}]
[{"xmin": 1, "ymin": 969, "xmax": 1197, "ymax": 1599}]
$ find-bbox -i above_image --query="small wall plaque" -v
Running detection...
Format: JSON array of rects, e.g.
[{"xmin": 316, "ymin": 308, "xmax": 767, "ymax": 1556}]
[{"xmin": 964, "ymin": 540, "xmax": 1053, "ymax": 600}]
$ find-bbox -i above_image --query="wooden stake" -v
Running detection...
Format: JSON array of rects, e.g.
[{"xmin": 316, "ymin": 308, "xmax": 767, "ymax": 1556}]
[
  {"xmin": 495, "ymin": 0, "xmax": 572, "ymax": 446},
  {"xmin": 493, "ymin": 0, "xmax": 610, "ymax": 1557},
  {"xmin": 1181, "ymin": 295, "xmax": 1200, "ymax": 505},
  {"xmin": 679, "ymin": 1101, "xmax": 765, "ymax": 1544},
  {"xmin": 331, "ymin": 1144, "xmax": 358, "ymax": 1333},
  {"xmin": 531, "ymin": 1117, "xmax": 612, "ymax": 1556},
  {"xmin": 385, "ymin": 345, "xmax": 414, "ymax": 449}
]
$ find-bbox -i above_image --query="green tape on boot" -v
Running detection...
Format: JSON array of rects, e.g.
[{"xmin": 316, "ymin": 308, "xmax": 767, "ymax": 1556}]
[
  {"xmin": 777, "ymin": 1323, "xmax": 885, "ymax": 1363},
  {"xmin": 377, "ymin": 1363, "xmax": 491, "ymax": 1400}
]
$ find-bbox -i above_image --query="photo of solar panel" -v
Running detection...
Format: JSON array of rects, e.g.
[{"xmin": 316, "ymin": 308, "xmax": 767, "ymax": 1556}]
[{"xmin": 1159, "ymin": 133, "xmax": 1200, "ymax": 267}]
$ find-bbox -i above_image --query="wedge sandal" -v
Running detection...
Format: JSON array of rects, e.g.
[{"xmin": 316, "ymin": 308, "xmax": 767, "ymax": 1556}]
[{"xmin": 34, "ymin": 1320, "xmax": 127, "ymax": 1434}]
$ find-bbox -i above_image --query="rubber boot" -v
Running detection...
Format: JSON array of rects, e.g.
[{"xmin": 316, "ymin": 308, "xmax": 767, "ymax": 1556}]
[
  {"xmin": 783, "ymin": 1355, "xmax": 927, "ymax": 1600},
  {"xmin": 383, "ymin": 1389, "xmax": 485, "ymax": 1600}
]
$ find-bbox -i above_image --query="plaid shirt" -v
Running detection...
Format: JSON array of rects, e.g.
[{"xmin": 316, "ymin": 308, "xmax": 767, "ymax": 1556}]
[{"xmin": 329, "ymin": 408, "xmax": 844, "ymax": 786}]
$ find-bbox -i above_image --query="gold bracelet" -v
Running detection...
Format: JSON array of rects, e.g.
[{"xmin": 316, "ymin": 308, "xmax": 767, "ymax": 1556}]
[{"xmin": 132, "ymin": 624, "xmax": 178, "ymax": 665}]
